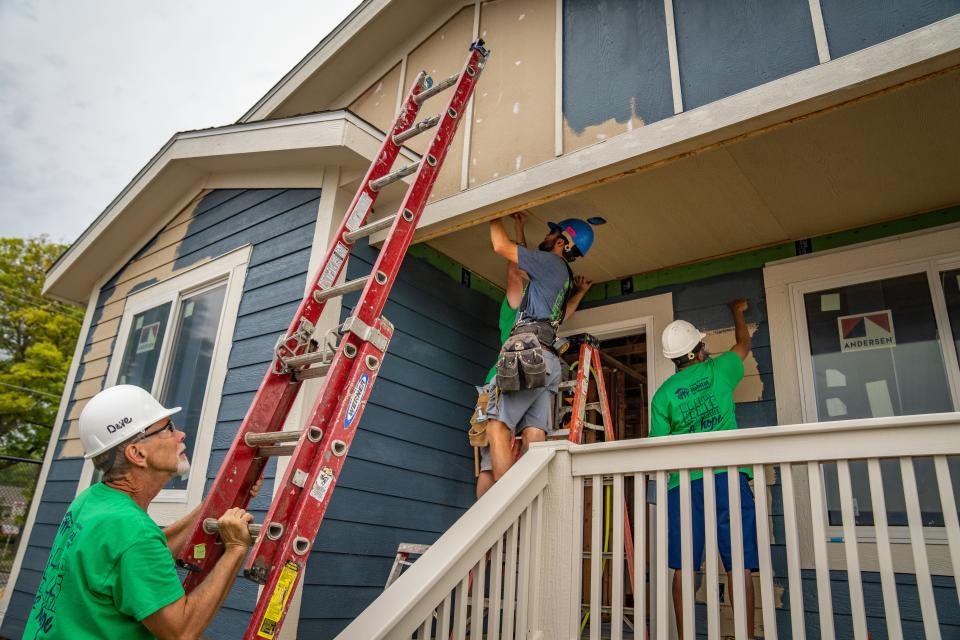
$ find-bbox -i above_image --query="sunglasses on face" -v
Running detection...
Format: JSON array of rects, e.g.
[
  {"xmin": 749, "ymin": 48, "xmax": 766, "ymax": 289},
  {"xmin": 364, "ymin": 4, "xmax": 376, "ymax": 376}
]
[{"xmin": 141, "ymin": 420, "xmax": 176, "ymax": 441}]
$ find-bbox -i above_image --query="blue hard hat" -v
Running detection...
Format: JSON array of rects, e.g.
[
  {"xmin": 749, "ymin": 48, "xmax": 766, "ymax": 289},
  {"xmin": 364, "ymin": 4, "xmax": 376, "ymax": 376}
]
[{"xmin": 548, "ymin": 218, "xmax": 595, "ymax": 258}]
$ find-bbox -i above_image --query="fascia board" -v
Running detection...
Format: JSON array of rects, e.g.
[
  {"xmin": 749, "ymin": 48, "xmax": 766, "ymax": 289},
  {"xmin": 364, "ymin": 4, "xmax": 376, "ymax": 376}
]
[
  {"xmin": 371, "ymin": 14, "xmax": 960, "ymax": 245},
  {"xmin": 44, "ymin": 111, "xmax": 413, "ymax": 303}
]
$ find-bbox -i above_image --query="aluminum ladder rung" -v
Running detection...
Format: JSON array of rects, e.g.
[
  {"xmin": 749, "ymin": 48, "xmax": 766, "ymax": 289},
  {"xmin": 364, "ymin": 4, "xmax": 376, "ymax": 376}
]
[
  {"xmin": 244, "ymin": 426, "xmax": 324, "ymax": 448},
  {"xmin": 414, "ymin": 73, "xmax": 459, "ymax": 105},
  {"xmin": 369, "ymin": 162, "xmax": 420, "ymax": 192},
  {"xmin": 292, "ymin": 363, "xmax": 331, "ymax": 381},
  {"xmin": 393, "ymin": 115, "xmax": 441, "ymax": 145},
  {"xmin": 255, "ymin": 445, "xmax": 297, "ymax": 457},
  {"xmin": 279, "ymin": 348, "xmax": 334, "ymax": 370},
  {"xmin": 203, "ymin": 518, "xmax": 262, "ymax": 538},
  {"xmin": 343, "ymin": 215, "xmax": 396, "ymax": 244},
  {"xmin": 313, "ymin": 275, "xmax": 369, "ymax": 302}
]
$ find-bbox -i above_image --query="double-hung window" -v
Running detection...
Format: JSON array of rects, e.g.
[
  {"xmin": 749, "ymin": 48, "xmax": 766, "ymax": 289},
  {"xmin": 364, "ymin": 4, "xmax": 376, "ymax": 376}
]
[{"xmin": 82, "ymin": 247, "xmax": 250, "ymax": 523}]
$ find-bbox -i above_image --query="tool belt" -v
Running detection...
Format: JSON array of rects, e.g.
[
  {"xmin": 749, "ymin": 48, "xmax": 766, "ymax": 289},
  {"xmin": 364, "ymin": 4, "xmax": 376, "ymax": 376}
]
[
  {"xmin": 468, "ymin": 384, "xmax": 493, "ymax": 447},
  {"xmin": 496, "ymin": 321, "xmax": 555, "ymax": 392}
]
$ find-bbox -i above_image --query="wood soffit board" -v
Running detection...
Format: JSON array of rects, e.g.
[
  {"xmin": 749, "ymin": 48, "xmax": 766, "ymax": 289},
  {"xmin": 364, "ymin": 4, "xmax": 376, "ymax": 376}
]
[{"xmin": 428, "ymin": 65, "xmax": 960, "ymax": 288}]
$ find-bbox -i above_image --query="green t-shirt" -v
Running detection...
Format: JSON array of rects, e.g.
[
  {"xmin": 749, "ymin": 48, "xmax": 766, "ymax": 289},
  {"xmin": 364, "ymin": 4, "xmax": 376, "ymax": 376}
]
[
  {"xmin": 23, "ymin": 482, "xmax": 184, "ymax": 639},
  {"xmin": 485, "ymin": 296, "xmax": 519, "ymax": 383},
  {"xmin": 649, "ymin": 351, "xmax": 752, "ymax": 490}
]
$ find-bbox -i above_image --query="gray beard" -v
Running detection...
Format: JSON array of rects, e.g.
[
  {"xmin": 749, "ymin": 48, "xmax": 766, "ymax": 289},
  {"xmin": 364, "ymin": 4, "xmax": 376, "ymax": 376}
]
[{"xmin": 176, "ymin": 456, "xmax": 191, "ymax": 480}]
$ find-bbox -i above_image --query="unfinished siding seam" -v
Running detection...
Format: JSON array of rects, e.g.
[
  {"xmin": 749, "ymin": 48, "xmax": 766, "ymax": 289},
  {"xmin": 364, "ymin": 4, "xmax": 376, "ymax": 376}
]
[{"xmin": 664, "ymin": 0, "xmax": 684, "ymax": 114}]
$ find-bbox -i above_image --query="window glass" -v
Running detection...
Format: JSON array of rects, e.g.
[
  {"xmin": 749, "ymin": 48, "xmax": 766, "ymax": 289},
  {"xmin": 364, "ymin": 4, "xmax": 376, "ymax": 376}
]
[
  {"xmin": 803, "ymin": 272, "xmax": 952, "ymax": 421},
  {"xmin": 804, "ymin": 272, "xmax": 957, "ymax": 528},
  {"xmin": 117, "ymin": 303, "xmax": 172, "ymax": 389},
  {"xmin": 941, "ymin": 268, "xmax": 960, "ymax": 364},
  {"xmin": 160, "ymin": 284, "xmax": 227, "ymax": 491}
]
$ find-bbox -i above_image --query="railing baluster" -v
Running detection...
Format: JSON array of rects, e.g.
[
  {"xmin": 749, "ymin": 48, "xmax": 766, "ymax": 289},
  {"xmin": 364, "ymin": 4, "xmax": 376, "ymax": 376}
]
[
  {"xmin": 837, "ymin": 460, "xmax": 867, "ymax": 640},
  {"xmin": 487, "ymin": 535, "xmax": 503, "ymax": 640},
  {"xmin": 437, "ymin": 592, "xmax": 452, "ymax": 640},
  {"xmin": 679, "ymin": 469, "xmax": 695, "ymax": 640},
  {"xmin": 655, "ymin": 470, "xmax": 669, "ymax": 640},
  {"xmin": 867, "ymin": 458, "xmax": 903, "ymax": 640},
  {"xmin": 516, "ymin": 503, "xmax": 533, "ymax": 640},
  {"xmin": 900, "ymin": 456, "xmax": 942, "ymax": 639},
  {"xmin": 528, "ymin": 493, "xmax": 544, "ymax": 638},
  {"xmin": 934, "ymin": 455, "xmax": 960, "ymax": 597},
  {"xmin": 807, "ymin": 461, "xmax": 835, "ymax": 640},
  {"xmin": 727, "ymin": 466, "xmax": 748, "ymax": 640},
  {"xmin": 571, "ymin": 476, "xmax": 585, "ymax": 637},
  {"xmin": 633, "ymin": 473, "xmax": 647, "ymax": 638},
  {"xmin": 416, "ymin": 616, "xmax": 429, "ymax": 640},
  {"xmin": 470, "ymin": 557, "xmax": 486, "ymax": 640},
  {"xmin": 590, "ymin": 474, "xmax": 603, "ymax": 640},
  {"xmin": 502, "ymin": 520, "xmax": 519, "ymax": 639},
  {"xmin": 454, "ymin": 575, "xmax": 469, "ymax": 640},
  {"xmin": 752, "ymin": 464, "xmax": 778, "ymax": 640},
  {"xmin": 703, "ymin": 467, "xmax": 721, "ymax": 640},
  {"xmin": 780, "ymin": 462, "xmax": 806, "ymax": 640},
  {"xmin": 612, "ymin": 473, "xmax": 625, "ymax": 640}
]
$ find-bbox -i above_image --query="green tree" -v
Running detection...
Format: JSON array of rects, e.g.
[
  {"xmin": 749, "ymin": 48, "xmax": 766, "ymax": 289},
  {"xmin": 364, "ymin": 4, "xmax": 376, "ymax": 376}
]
[{"xmin": 0, "ymin": 237, "xmax": 83, "ymax": 461}]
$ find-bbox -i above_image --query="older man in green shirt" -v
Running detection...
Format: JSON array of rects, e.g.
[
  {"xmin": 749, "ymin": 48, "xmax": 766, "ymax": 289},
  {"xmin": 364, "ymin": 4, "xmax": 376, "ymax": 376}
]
[{"xmin": 24, "ymin": 385, "xmax": 257, "ymax": 639}]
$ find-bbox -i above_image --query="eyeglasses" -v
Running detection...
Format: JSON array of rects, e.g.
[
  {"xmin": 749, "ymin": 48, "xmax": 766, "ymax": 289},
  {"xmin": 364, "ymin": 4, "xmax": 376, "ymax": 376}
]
[{"xmin": 140, "ymin": 420, "xmax": 176, "ymax": 441}]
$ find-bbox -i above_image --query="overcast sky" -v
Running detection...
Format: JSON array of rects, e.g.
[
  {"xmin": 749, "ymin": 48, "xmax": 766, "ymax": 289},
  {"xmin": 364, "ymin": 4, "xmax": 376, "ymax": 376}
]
[{"xmin": 0, "ymin": 0, "xmax": 358, "ymax": 244}]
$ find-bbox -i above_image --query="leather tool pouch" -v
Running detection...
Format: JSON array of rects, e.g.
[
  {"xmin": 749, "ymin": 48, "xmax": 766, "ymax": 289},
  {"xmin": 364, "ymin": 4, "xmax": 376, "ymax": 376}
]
[
  {"xmin": 468, "ymin": 385, "xmax": 491, "ymax": 447},
  {"xmin": 496, "ymin": 331, "xmax": 547, "ymax": 391}
]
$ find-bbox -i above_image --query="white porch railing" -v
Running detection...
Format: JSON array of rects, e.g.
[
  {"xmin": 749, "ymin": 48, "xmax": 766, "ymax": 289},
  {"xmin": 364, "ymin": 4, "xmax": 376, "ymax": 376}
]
[{"xmin": 339, "ymin": 414, "xmax": 960, "ymax": 639}]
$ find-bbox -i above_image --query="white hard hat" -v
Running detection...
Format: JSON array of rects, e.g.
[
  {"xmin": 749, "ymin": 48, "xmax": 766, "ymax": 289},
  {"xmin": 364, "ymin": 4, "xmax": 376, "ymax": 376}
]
[
  {"xmin": 79, "ymin": 385, "xmax": 181, "ymax": 459},
  {"xmin": 661, "ymin": 320, "xmax": 706, "ymax": 360}
]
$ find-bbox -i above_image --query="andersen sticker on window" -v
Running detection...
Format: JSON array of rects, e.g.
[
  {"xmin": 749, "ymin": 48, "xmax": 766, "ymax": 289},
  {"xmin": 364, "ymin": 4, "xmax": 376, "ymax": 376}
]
[{"xmin": 837, "ymin": 310, "xmax": 896, "ymax": 353}]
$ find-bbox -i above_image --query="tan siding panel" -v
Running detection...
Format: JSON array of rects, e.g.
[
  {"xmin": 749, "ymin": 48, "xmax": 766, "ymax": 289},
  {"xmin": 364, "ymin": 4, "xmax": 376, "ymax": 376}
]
[
  {"xmin": 87, "ymin": 317, "xmax": 120, "ymax": 346},
  {"xmin": 350, "ymin": 63, "xmax": 403, "ymax": 133},
  {"xmin": 83, "ymin": 337, "xmax": 115, "ymax": 364},
  {"xmin": 97, "ymin": 299, "xmax": 126, "ymax": 326},
  {"xmin": 73, "ymin": 376, "xmax": 106, "ymax": 402},
  {"xmin": 58, "ymin": 436, "xmax": 84, "ymax": 459},
  {"xmin": 470, "ymin": 0, "xmax": 556, "ymax": 187},
  {"xmin": 67, "ymin": 398, "xmax": 89, "ymax": 422},
  {"xmin": 403, "ymin": 6, "xmax": 474, "ymax": 201},
  {"xmin": 78, "ymin": 358, "xmax": 109, "ymax": 383}
]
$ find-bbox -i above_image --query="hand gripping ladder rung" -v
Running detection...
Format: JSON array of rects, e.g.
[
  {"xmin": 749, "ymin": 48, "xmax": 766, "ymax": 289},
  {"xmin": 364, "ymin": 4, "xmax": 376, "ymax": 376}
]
[
  {"xmin": 173, "ymin": 39, "xmax": 490, "ymax": 640},
  {"xmin": 564, "ymin": 335, "xmax": 638, "ymax": 592}
]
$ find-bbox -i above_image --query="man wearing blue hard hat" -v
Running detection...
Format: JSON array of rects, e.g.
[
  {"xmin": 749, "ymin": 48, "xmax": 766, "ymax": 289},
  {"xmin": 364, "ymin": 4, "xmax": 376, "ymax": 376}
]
[{"xmin": 484, "ymin": 212, "xmax": 599, "ymax": 481}]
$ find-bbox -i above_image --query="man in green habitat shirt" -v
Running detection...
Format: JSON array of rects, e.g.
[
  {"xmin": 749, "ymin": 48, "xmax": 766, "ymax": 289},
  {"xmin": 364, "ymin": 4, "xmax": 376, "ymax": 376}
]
[
  {"xmin": 650, "ymin": 299, "xmax": 760, "ymax": 639},
  {"xmin": 24, "ymin": 385, "xmax": 259, "ymax": 639}
]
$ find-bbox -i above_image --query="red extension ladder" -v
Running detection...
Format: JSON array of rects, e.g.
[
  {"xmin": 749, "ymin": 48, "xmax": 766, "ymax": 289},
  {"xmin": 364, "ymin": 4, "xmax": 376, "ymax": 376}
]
[{"xmin": 175, "ymin": 40, "xmax": 490, "ymax": 640}]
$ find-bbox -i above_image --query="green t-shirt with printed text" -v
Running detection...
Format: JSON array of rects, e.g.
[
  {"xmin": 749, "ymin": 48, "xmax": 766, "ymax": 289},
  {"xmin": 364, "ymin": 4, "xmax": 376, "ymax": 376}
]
[
  {"xmin": 23, "ymin": 482, "xmax": 184, "ymax": 639},
  {"xmin": 649, "ymin": 351, "xmax": 752, "ymax": 490}
]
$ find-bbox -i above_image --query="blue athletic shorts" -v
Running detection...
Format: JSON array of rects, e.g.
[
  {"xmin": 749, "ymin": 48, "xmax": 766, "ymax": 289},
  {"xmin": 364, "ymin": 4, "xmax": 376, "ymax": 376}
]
[{"xmin": 667, "ymin": 472, "xmax": 760, "ymax": 572}]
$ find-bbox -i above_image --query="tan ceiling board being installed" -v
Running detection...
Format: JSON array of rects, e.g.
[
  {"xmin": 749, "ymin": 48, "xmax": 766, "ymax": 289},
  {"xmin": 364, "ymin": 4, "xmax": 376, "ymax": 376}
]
[
  {"xmin": 349, "ymin": 63, "xmax": 403, "ymax": 133},
  {"xmin": 402, "ymin": 5, "xmax": 474, "ymax": 201},
  {"xmin": 425, "ymin": 66, "xmax": 960, "ymax": 289},
  {"xmin": 468, "ymin": 0, "xmax": 556, "ymax": 188}
]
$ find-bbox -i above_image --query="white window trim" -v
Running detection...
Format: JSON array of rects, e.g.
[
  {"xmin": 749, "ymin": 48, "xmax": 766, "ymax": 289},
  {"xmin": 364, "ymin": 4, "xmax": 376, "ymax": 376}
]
[
  {"xmin": 560, "ymin": 292, "xmax": 675, "ymax": 419},
  {"xmin": 77, "ymin": 246, "xmax": 251, "ymax": 526},
  {"xmin": 765, "ymin": 224, "xmax": 960, "ymax": 564}
]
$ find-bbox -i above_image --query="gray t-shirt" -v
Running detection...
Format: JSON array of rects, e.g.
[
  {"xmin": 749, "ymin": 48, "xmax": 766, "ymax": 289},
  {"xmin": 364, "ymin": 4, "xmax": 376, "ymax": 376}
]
[{"xmin": 517, "ymin": 246, "xmax": 572, "ymax": 322}]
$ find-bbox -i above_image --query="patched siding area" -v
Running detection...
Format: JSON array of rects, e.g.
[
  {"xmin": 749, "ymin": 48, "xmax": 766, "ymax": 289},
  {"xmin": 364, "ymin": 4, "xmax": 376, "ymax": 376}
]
[
  {"xmin": 1, "ymin": 188, "xmax": 319, "ymax": 640},
  {"xmin": 297, "ymin": 239, "xmax": 499, "ymax": 638}
]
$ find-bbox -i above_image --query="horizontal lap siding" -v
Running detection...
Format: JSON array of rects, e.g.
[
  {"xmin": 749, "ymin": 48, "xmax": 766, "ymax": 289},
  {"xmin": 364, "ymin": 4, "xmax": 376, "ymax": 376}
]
[
  {"xmin": 298, "ymin": 239, "xmax": 499, "ymax": 639},
  {"xmin": 0, "ymin": 189, "xmax": 318, "ymax": 640}
]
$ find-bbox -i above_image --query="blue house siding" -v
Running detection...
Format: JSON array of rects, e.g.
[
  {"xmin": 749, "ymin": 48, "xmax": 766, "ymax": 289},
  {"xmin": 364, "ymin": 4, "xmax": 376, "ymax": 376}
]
[
  {"xmin": 820, "ymin": 0, "xmax": 960, "ymax": 59},
  {"xmin": 297, "ymin": 239, "xmax": 499, "ymax": 639},
  {"xmin": 0, "ymin": 188, "xmax": 319, "ymax": 640}
]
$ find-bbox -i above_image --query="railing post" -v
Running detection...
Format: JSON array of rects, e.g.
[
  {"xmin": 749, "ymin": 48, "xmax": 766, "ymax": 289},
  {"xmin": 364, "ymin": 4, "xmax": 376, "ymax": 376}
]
[{"xmin": 533, "ymin": 442, "xmax": 577, "ymax": 639}]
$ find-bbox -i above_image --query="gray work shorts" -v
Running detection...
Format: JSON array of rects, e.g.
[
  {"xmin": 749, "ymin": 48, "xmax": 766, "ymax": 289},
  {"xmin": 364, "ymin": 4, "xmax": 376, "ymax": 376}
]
[{"xmin": 486, "ymin": 348, "xmax": 561, "ymax": 435}]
